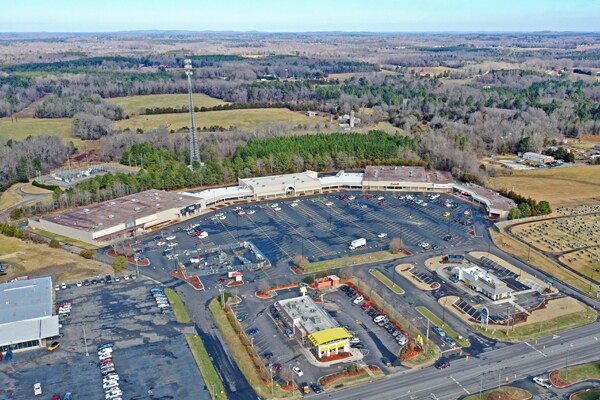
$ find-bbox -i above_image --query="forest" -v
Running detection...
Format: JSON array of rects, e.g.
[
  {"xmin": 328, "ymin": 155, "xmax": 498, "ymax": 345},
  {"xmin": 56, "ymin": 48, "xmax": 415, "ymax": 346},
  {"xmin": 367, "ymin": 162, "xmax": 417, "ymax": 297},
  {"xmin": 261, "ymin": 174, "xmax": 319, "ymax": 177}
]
[{"xmin": 1, "ymin": 32, "xmax": 600, "ymax": 195}]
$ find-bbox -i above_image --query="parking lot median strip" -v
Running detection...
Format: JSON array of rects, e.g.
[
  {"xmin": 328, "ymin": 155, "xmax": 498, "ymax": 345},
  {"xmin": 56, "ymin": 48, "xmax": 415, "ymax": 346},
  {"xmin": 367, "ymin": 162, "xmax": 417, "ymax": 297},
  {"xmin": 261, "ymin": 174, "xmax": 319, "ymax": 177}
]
[
  {"xmin": 209, "ymin": 299, "xmax": 293, "ymax": 399},
  {"xmin": 369, "ymin": 269, "xmax": 405, "ymax": 295},
  {"xmin": 186, "ymin": 334, "xmax": 228, "ymax": 400},
  {"xmin": 416, "ymin": 306, "xmax": 470, "ymax": 348},
  {"xmin": 164, "ymin": 288, "xmax": 192, "ymax": 324},
  {"xmin": 302, "ymin": 250, "xmax": 406, "ymax": 273}
]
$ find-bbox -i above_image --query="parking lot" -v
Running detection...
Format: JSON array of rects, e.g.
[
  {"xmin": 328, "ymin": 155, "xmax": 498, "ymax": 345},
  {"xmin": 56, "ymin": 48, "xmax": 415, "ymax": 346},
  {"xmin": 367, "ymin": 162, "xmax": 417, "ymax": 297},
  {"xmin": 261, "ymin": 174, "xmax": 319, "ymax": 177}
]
[
  {"xmin": 140, "ymin": 191, "xmax": 482, "ymax": 276},
  {"xmin": 0, "ymin": 278, "xmax": 210, "ymax": 400}
]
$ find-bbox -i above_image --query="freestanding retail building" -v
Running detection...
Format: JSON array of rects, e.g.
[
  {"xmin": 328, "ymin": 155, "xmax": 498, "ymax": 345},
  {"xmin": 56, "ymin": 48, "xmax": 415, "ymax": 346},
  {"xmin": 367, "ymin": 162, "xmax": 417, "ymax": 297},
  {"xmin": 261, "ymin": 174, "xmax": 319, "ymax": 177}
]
[{"xmin": 0, "ymin": 277, "xmax": 59, "ymax": 352}]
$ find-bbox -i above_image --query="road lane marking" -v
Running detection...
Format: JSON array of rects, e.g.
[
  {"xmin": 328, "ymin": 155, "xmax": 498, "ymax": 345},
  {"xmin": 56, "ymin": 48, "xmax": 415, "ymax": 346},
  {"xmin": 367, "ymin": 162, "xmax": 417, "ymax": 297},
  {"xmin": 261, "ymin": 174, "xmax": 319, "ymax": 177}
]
[
  {"xmin": 524, "ymin": 341, "xmax": 547, "ymax": 357},
  {"xmin": 450, "ymin": 376, "xmax": 471, "ymax": 394}
]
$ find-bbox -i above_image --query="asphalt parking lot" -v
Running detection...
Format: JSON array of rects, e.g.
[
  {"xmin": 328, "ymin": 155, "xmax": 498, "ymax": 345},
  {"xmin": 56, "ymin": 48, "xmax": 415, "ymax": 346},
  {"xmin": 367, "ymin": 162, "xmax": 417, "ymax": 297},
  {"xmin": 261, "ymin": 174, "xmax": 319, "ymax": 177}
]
[
  {"xmin": 0, "ymin": 278, "xmax": 210, "ymax": 400},
  {"xmin": 137, "ymin": 191, "xmax": 484, "ymax": 277}
]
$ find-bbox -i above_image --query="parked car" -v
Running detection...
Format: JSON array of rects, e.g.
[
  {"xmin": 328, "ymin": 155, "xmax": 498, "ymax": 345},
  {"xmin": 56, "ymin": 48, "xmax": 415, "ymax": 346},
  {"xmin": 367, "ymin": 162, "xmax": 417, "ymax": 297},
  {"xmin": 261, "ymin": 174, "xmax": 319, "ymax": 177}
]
[
  {"xmin": 246, "ymin": 328, "xmax": 259, "ymax": 336},
  {"xmin": 33, "ymin": 383, "xmax": 42, "ymax": 396},
  {"xmin": 52, "ymin": 394, "xmax": 61, "ymax": 400},
  {"xmin": 47, "ymin": 341, "xmax": 60, "ymax": 351},
  {"xmin": 351, "ymin": 343, "xmax": 365, "ymax": 349},
  {"xmin": 165, "ymin": 235, "xmax": 176, "ymax": 241},
  {"xmin": 311, "ymin": 383, "xmax": 323, "ymax": 393},
  {"xmin": 292, "ymin": 366, "xmax": 304, "ymax": 376},
  {"xmin": 263, "ymin": 351, "xmax": 273, "ymax": 360},
  {"xmin": 361, "ymin": 303, "xmax": 370, "ymax": 310},
  {"xmin": 300, "ymin": 382, "xmax": 310, "ymax": 394},
  {"xmin": 352, "ymin": 296, "xmax": 364, "ymax": 305},
  {"xmin": 377, "ymin": 232, "xmax": 388, "ymax": 238},
  {"xmin": 272, "ymin": 363, "xmax": 283, "ymax": 372}
]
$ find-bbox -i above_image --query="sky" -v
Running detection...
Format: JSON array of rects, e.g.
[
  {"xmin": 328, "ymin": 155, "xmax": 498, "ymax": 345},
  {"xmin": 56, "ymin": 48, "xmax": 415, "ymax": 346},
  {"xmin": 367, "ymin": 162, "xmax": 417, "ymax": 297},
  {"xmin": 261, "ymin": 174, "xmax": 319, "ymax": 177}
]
[{"xmin": 2, "ymin": 0, "xmax": 598, "ymax": 33}]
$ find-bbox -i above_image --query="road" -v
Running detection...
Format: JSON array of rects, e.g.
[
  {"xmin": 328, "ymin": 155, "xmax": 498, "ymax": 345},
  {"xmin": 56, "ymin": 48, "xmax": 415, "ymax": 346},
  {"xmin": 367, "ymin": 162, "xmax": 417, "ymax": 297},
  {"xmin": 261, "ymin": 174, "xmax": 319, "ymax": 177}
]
[{"xmin": 322, "ymin": 322, "xmax": 600, "ymax": 400}]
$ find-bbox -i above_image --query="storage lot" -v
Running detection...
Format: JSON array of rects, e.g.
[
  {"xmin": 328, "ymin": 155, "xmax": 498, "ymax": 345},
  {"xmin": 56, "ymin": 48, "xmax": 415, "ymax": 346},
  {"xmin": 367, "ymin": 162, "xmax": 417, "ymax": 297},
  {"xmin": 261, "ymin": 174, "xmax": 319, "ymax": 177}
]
[
  {"xmin": 0, "ymin": 278, "xmax": 210, "ymax": 400},
  {"xmin": 142, "ymin": 191, "xmax": 479, "ymax": 273}
]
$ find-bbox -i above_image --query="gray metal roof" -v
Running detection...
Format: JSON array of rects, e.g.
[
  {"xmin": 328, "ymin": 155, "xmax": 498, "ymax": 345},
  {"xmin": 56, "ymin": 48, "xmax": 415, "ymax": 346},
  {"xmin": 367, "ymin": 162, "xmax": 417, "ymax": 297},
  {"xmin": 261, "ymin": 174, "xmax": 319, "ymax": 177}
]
[{"xmin": 0, "ymin": 277, "xmax": 54, "ymax": 325}]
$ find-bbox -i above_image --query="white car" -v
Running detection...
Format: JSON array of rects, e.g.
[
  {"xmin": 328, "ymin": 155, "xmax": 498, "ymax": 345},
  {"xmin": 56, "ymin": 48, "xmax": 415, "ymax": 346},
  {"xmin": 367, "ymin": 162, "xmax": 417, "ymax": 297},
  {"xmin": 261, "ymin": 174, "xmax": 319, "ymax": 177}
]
[
  {"xmin": 325, "ymin": 201, "xmax": 334, "ymax": 206},
  {"xmin": 33, "ymin": 383, "xmax": 42, "ymax": 395},
  {"xmin": 166, "ymin": 235, "xmax": 176, "ymax": 241},
  {"xmin": 167, "ymin": 242, "xmax": 178, "ymax": 247},
  {"xmin": 290, "ymin": 203, "xmax": 298, "ymax": 207},
  {"xmin": 377, "ymin": 233, "xmax": 388, "ymax": 238},
  {"xmin": 55, "ymin": 285, "xmax": 60, "ymax": 291},
  {"xmin": 353, "ymin": 296, "xmax": 364, "ymax": 305},
  {"xmin": 61, "ymin": 282, "xmax": 67, "ymax": 289},
  {"xmin": 374, "ymin": 315, "xmax": 387, "ymax": 323},
  {"xmin": 377, "ymin": 196, "xmax": 385, "ymax": 201},
  {"xmin": 106, "ymin": 390, "xmax": 123, "ymax": 399},
  {"xmin": 103, "ymin": 381, "xmax": 119, "ymax": 390},
  {"xmin": 124, "ymin": 275, "xmax": 130, "ymax": 281},
  {"xmin": 533, "ymin": 376, "xmax": 552, "ymax": 389},
  {"xmin": 292, "ymin": 366, "xmax": 304, "ymax": 376},
  {"xmin": 271, "ymin": 203, "xmax": 279, "ymax": 208},
  {"xmin": 349, "ymin": 337, "xmax": 361, "ymax": 344},
  {"xmin": 348, "ymin": 195, "xmax": 356, "ymax": 200},
  {"xmin": 247, "ymin": 210, "xmax": 256, "ymax": 215},
  {"xmin": 273, "ymin": 207, "xmax": 281, "ymax": 211},
  {"xmin": 76, "ymin": 281, "xmax": 83, "ymax": 287},
  {"xmin": 197, "ymin": 231, "xmax": 208, "ymax": 239},
  {"xmin": 157, "ymin": 241, "xmax": 166, "ymax": 246},
  {"xmin": 397, "ymin": 335, "xmax": 408, "ymax": 346},
  {"xmin": 218, "ymin": 215, "xmax": 227, "ymax": 220}
]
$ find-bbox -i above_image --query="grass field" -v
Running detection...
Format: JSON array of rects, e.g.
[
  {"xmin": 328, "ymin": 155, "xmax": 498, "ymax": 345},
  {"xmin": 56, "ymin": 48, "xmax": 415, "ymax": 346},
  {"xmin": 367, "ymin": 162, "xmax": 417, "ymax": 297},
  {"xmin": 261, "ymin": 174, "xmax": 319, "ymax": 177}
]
[
  {"xmin": 464, "ymin": 386, "xmax": 531, "ymax": 400},
  {"xmin": 108, "ymin": 93, "xmax": 228, "ymax": 115},
  {"xmin": 30, "ymin": 228, "xmax": 99, "ymax": 250},
  {"xmin": 416, "ymin": 306, "xmax": 470, "ymax": 347},
  {"xmin": 303, "ymin": 250, "xmax": 406, "ymax": 273},
  {"xmin": 164, "ymin": 288, "xmax": 192, "ymax": 324},
  {"xmin": 369, "ymin": 269, "xmax": 405, "ymax": 294},
  {"xmin": 0, "ymin": 117, "xmax": 87, "ymax": 147},
  {"xmin": 490, "ymin": 228, "xmax": 597, "ymax": 296},
  {"xmin": 0, "ymin": 235, "xmax": 112, "ymax": 283},
  {"xmin": 489, "ymin": 165, "xmax": 600, "ymax": 207},
  {"xmin": 557, "ymin": 362, "xmax": 600, "ymax": 386},
  {"xmin": 209, "ymin": 299, "xmax": 292, "ymax": 399},
  {"xmin": 571, "ymin": 389, "xmax": 600, "ymax": 400},
  {"xmin": 0, "ymin": 183, "xmax": 25, "ymax": 213},
  {"xmin": 113, "ymin": 107, "xmax": 328, "ymax": 132}
]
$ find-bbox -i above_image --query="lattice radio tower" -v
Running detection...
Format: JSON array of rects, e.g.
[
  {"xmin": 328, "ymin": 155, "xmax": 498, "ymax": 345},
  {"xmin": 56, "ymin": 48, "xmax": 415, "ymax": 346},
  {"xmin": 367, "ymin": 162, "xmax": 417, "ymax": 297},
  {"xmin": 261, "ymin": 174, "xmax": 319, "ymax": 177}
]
[{"xmin": 184, "ymin": 59, "xmax": 201, "ymax": 166}]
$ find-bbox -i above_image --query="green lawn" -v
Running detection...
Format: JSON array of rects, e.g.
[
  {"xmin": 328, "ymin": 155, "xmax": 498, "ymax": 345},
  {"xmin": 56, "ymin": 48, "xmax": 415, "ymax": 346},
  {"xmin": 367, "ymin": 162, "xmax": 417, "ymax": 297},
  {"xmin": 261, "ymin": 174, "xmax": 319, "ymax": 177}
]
[
  {"xmin": 113, "ymin": 107, "xmax": 328, "ymax": 132},
  {"xmin": 303, "ymin": 251, "xmax": 406, "ymax": 273},
  {"xmin": 0, "ymin": 117, "xmax": 85, "ymax": 148},
  {"xmin": 475, "ymin": 306, "xmax": 597, "ymax": 342},
  {"xmin": 416, "ymin": 306, "xmax": 470, "ymax": 347},
  {"xmin": 164, "ymin": 288, "xmax": 192, "ymax": 324},
  {"xmin": 369, "ymin": 269, "xmax": 405, "ymax": 294},
  {"xmin": 571, "ymin": 389, "xmax": 600, "ymax": 400},
  {"xmin": 108, "ymin": 93, "xmax": 228, "ymax": 115},
  {"xmin": 557, "ymin": 362, "xmax": 600, "ymax": 385},
  {"xmin": 464, "ymin": 386, "xmax": 531, "ymax": 400},
  {"xmin": 186, "ymin": 334, "xmax": 228, "ymax": 400}
]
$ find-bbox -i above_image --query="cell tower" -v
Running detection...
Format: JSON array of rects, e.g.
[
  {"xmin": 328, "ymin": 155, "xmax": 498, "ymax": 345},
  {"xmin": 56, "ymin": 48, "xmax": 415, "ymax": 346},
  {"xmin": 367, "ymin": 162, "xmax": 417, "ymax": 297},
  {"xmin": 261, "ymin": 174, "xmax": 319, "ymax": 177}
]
[{"xmin": 184, "ymin": 59, "xmax": 201, "ymax": 166}]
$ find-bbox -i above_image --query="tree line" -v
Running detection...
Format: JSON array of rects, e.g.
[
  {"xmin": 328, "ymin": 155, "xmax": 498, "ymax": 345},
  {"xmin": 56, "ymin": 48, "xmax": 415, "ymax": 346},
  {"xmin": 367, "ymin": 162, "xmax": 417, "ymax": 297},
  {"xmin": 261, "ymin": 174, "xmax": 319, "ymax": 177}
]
[{"xmin": 499, "ymin": 189, "xmax": 552, "ymax": 220}]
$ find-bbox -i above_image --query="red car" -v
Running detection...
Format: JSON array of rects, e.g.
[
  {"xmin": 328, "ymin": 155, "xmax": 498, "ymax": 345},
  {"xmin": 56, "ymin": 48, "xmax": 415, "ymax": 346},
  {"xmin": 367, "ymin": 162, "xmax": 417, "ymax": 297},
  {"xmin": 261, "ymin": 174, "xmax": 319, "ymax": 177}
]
[
  {"xmin": 217, "ymin": 278, "xmax": 227, "ymax": 284},
  {"xmin": 365, "ymin": 194, "xmax": 373, "ymax": 199},
  {"xmin": 378, "ymin": 201, "xmax": 385, "ymax": 205},
  {"xmin": 52, "ymin": 395, "xmax": 61, "ymax": 400},
  {"xmin": 435, "ymin": 361, "xmax": 451, "ymax": 369},
  {"xmin": 361, "ymin": 303, "xmax": 370, "ymax": 310},
  {"xmin": 99, "ymin": 358, "xmax": 112, "ymax": 365},
  {"xmin": 273, "ymin": 363, "xmax": 283, "ymax": 372}
]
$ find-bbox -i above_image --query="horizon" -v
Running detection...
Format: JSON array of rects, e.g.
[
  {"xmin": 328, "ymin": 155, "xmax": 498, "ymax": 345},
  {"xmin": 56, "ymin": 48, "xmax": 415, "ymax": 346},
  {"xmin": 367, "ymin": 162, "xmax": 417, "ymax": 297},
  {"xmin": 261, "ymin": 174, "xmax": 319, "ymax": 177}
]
[{"xmin": 3, "ymin": 0, "xmax": 599, "ymax": 33}]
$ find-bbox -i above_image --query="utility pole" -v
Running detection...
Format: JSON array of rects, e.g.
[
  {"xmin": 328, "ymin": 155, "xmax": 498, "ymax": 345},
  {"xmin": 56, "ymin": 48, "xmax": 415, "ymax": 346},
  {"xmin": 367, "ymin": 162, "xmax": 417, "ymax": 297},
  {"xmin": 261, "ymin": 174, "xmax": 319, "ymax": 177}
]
[
  {"xmin": 83, "ymin": 325, "xmax": 89, "ymax": 357},
  {"xmin": 506, "ymin": 305, "xmax": 511, "ymax": 336}
]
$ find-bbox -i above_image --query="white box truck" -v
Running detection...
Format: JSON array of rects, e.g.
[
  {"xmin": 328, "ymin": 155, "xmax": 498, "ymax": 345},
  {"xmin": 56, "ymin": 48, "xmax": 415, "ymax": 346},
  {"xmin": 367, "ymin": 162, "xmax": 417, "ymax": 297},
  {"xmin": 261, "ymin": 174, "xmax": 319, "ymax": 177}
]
[{"xmin": 349, "ymin": 238, "xmax": 366, "ymax": 250}]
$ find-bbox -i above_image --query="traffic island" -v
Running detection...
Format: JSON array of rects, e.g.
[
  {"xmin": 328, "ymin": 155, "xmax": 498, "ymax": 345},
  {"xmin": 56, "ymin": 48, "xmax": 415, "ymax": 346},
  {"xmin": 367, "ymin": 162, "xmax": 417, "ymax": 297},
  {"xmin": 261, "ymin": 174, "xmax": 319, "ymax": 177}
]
[
  {"xmin": 170, "ymin": 268, "xmax": 204, "ymax": 290},
  {"xmin": 369, "ymin": 269, "xmax": 405, "ymax": 294},
  {"xmin": 318, "ymin": 365, "xmax": 384, "ymax": 390},
  {"xmin": 463, "ymin": 386, "xmax": 531, "ymax": 400},
  {"xmin": 569, "ymin": 388, "xmax": 600, "ymax": 400},
  {"xmin": 294, "ymin": 250, "xmax": 407, "ymax": 274},
  {"xmin": 395, "ymin": 264, "xmax": 438, "ymax": 291},
  {"xmin": 549, "ymin": 362, "xmax": 600, "ymax": 388}
]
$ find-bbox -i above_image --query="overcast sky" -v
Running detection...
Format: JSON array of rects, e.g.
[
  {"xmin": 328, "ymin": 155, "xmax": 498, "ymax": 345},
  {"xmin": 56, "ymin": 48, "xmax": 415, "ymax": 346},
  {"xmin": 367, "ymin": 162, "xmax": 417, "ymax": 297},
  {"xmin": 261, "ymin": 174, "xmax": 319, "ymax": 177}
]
[{"xmin": 2, "ymin": 0, "xmax": 598, "ymax": 32}]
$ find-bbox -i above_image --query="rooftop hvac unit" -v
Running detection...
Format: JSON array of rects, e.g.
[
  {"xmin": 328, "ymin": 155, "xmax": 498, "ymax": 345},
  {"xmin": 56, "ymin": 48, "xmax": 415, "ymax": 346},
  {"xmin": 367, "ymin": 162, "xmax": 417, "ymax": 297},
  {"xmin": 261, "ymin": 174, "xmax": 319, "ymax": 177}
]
[
  {"xmin": 108, "ymin": 214, "xmax": 114, "ymax": 219},
  {"xmin": 134, "ymin": 207, "xmax": 141, "ymax": 212}
]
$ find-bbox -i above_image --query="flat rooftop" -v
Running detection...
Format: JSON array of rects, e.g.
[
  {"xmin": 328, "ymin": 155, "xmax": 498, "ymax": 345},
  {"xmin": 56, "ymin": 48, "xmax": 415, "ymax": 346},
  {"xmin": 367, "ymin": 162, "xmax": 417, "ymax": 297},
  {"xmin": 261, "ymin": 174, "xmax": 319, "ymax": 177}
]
[
  {"xmin": 364, "ymin": 166, "xmax": 453, "ymax": 184},
  {"xmin": 277, "ymin": 295, "xmax": 338, "ymax": 335},
  {"xmin": 240, "ymin": 171, "xmax": 320, "ymax": 190},
  {"xmin": 0, "ymin": 277, "xmax": 54, "ymax": 325},
  {"xmin": 455, "ymin": 183, "xmax": 516, "ymax": 212},
  {"xmin": 35, "ymin": 189, "xmax": 199, "ymax": 233}
]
